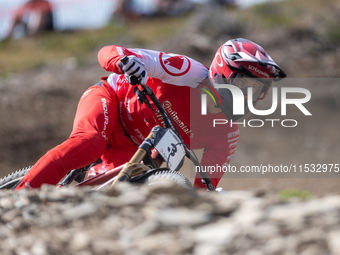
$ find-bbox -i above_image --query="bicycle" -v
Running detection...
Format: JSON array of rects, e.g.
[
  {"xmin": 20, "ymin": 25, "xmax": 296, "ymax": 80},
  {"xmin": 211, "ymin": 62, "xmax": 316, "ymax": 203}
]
[{"xmin": 0, "ymin": 57, "xmax": 216, "ymax": 192}]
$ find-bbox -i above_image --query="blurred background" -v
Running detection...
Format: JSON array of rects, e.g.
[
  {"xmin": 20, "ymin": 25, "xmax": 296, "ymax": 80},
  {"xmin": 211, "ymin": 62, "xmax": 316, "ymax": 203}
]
[{"xmin": 0, "ymin": 0, "xmax": 339, "ymax": 194}]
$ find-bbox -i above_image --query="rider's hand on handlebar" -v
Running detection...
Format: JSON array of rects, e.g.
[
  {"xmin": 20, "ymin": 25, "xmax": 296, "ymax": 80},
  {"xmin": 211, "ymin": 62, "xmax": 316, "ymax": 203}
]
[{"xmin": 119, "ymin": 56, "xmax": 148, "ymax": 85}]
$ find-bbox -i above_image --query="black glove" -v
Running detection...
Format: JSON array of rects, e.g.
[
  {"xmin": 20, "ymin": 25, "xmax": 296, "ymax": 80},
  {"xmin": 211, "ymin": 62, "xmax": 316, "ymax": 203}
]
[{"xmin": 119, "ymin": 55, "xmax": 148, "ymax": 85}]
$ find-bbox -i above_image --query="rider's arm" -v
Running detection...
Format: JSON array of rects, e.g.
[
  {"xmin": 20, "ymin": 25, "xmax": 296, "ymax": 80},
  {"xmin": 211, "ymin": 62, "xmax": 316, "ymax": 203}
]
[
  {"xmin": 98, "ymin": 45, "xmax": 208, "ymax": 87},
  {"xmin": 97, "ymin": 45, "xmax": 129, "ymax": 74}
]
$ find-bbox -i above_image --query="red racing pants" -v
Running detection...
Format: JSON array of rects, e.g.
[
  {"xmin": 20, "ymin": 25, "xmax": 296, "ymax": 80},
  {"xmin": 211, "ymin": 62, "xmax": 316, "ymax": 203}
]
[{"xmin": 16, "ymin": 81, "xmax": 138, "ymax": 190}]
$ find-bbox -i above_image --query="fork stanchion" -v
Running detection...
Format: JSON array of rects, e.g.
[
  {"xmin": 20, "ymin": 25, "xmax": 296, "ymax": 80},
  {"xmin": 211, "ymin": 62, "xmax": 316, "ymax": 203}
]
[
  {"xmin": 110, "ymin": 149, "xmax": 147, "ymax": 185},
  {"xmin": 110, "ymin": 129, "xmax": 157, "ymax": 188}
]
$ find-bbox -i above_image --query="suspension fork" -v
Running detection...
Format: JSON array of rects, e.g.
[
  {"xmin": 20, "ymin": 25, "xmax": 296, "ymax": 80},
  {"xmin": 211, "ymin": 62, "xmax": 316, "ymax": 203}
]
[{"xmin": 110, "ymin": 127, "xmax": 158, "ymax": 187}]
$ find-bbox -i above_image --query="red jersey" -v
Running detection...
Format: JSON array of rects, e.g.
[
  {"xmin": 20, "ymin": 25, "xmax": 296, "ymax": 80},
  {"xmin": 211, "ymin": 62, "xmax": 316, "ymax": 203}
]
[{"xmin": 95, "ymin": 46, "xmax": 239, "ymax": 186}]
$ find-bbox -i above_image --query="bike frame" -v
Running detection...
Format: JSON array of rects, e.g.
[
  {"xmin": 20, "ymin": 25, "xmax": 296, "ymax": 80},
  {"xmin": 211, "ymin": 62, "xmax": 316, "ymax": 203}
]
[{"xmin": 75, "ymin": 164, "xmax": 125, "ymax": 187}]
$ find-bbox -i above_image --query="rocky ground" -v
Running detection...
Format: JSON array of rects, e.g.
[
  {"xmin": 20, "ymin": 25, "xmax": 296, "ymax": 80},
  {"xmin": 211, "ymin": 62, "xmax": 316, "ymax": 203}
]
[{"xmin": 1, "ymin": 182, "xmax": 340, "ymax": 255}]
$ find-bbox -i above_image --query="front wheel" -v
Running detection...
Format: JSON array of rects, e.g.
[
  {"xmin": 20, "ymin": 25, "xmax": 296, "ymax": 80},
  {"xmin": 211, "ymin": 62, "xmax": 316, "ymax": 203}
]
[
  {"xmin": 0, "ymin": 166, "xmax": 31, "ymax": 190},
  {"xmin": 147, "ymin": 170, "xmax": 192, "ymax": 188}
]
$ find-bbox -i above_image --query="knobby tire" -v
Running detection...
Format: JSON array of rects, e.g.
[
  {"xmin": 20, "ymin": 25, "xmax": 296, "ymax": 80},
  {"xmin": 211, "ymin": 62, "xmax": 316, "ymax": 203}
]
[
  {"xmin": 147, "ymin": 170, "xmax": 192, "ymax": 188},
  {"xmin": 0, "ymin": 166, "xmax": 31, "ymax": 190}
]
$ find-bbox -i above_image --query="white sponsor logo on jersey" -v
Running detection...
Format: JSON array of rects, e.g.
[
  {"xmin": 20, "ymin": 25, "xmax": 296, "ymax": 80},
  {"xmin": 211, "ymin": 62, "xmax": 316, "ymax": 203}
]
[
  {"xmin": 101, "ymin": 98, "xmax": 109, "ymax": 141},
  {"xmin": 130, "ymin": 135, "xmax": 140, "ymax": 145},
  {"xmin": 228, "ymin": 130, "xmax": 240, "ymax": 138},
  {"xmin": 126, "ymin": 98, "xmax": 133, "ymax": 121},
  {"xmin": 117, "ymin": 47, "xmax": 124, "ymax": 56},
  {"xmin": 228, "ymin": 137, "xmax": 239, "ymax": 143},
  {"xmin": 81, "ymin": 89, "xmax": 93, "ymax": 98},
  {"xmin": 162, "ymin": 100, "xmax": 194, "ymax": 139},
  {"xmin": 228, "ymin": 141, "xmax": 238, "ymax": 148},
  {"xmin": 159, "ymin": 53, "xmax": 191, "ymax": 76},
  {"xmin": 134, "ymin": 128, "xmax": 145, "ymax": 141}
]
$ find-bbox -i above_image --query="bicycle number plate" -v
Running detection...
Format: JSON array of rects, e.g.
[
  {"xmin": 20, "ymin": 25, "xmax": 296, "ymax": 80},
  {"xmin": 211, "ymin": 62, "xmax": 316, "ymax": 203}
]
[{"xmin": 154, "ymin": 129, "xmax": 185, "ymax": 171}]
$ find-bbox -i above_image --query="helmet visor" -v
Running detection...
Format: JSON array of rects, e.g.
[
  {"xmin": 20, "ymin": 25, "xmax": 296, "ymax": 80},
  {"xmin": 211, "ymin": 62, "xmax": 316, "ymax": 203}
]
[
  {"xmin": 231, "ymin": 74, "xmax": 268, "ymax": 100},
  {"xmin": 210, "ymin": 72, "xmax": 271, "ymax": 121}
]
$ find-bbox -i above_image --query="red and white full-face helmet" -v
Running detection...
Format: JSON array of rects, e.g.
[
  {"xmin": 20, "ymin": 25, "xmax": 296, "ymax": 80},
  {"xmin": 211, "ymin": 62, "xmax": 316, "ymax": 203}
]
[{"xmin": 209, "ymin": 38, "xmax": 286, "ymax": 121}]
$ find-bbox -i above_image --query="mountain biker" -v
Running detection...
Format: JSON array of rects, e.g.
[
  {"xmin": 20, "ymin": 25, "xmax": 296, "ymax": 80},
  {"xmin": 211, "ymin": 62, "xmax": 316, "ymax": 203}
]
[{"xmin": 15, "ymin": 38, "xmax": 286, "ymax": 190}]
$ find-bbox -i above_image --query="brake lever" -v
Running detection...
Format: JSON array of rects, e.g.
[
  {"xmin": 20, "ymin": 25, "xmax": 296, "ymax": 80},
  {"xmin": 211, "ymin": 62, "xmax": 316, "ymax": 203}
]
[{"xmin": 134, "ymin": 87, "xmax": 154, "ymax": 111}]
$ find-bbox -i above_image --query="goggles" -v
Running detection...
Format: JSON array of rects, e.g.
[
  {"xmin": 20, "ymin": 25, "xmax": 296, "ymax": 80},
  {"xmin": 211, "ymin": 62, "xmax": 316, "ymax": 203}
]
[
  {"xmin": 231, "ymin": 74, "xmax": 269, "ymax": 100},
  {"xmin": 211, "ymin": 73, "xmax": 270, "ymax": 101}
]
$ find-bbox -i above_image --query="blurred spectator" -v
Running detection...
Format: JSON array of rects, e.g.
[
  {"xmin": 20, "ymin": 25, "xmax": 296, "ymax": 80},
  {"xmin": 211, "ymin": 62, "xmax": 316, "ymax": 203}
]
[
  {"xmin": 112, "ymin": 0, "xmax": 138, "ymax": 22},
  {"xmin": 112, "ymin": 0, "xmax": 193, "ymax": 22},
  {"xmin": 5, "ymin": 0, "xmax": 54, "ymax": 40},
  {"xmin": 154, "ymin": 0, "xmax": 192, "ymax": 16},
  {"xmin": 212, "ymin": 0, "xmax": 237, "ymax": 7}
]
